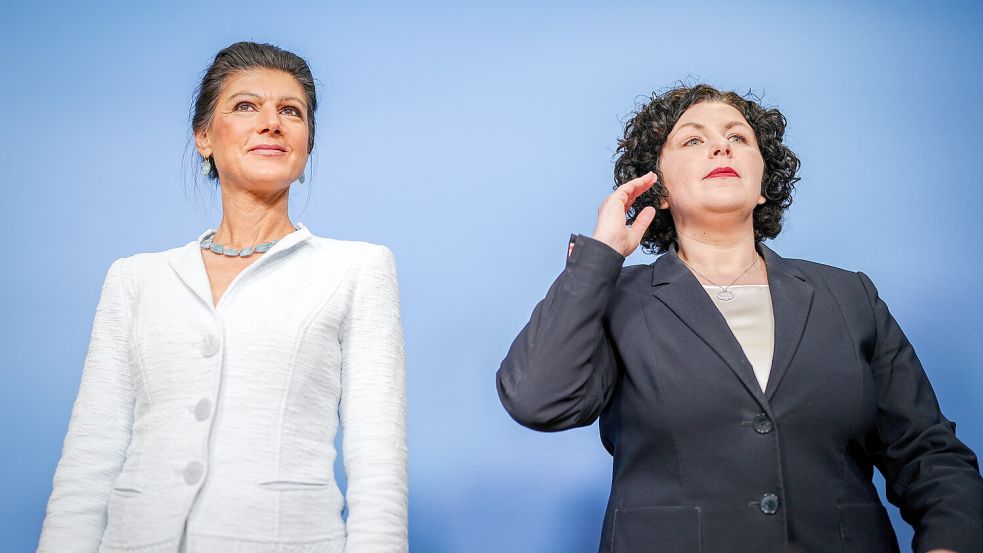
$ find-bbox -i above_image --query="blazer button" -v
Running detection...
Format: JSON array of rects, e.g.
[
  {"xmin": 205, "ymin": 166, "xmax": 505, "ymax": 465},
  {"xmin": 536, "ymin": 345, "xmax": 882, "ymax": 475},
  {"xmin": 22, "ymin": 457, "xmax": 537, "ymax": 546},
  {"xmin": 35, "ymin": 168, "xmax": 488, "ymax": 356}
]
[
  {"xmin": 184, "ymin": 461, "xmax": 204, "ymax": 485},
  {"xmin": 753, "ymin": 413, "xmax": 774, "ymax": 434},
  {"xmin": 194, "ymin": 399, "xmax": 212, "ymax": 421},
  {"xmin": 200, "ymin": 334, "xmax": 220, "ymax": 357},
  {"xmin": 760, "ymin": 493, "xmax": 780, "ymax": 515}
]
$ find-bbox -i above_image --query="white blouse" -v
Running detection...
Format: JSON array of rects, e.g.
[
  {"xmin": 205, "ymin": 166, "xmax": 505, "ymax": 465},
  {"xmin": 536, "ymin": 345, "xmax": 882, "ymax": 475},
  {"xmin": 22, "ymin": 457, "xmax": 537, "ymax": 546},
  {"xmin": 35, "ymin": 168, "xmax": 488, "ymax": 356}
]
[
  {"xmin": 703, "ymin": 285, "xmax": 775, "ymax": 392},
  {"xmin": 38, "ymin": 225, "xmax": 407, "ymax": 553}
]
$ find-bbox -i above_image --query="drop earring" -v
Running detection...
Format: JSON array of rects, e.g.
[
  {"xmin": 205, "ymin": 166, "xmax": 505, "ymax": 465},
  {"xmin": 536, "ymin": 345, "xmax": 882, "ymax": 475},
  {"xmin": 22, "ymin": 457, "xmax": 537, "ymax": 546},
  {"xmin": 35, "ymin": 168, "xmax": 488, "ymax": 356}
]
[
  {"xmin": 298, "ymin": 172, "xmax": 306, "ymax": 185},
  {"xmin": 200, "ymin": 157, "xmax": 212, "ymax": 177}
]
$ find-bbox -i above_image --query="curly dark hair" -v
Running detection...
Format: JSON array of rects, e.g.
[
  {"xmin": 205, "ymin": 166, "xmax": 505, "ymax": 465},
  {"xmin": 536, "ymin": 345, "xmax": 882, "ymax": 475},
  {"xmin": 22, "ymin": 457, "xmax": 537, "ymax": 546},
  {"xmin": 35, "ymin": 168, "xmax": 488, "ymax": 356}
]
[{"xmin": 614, "ymin": 84, "xmax": 800, "ymax": 254}]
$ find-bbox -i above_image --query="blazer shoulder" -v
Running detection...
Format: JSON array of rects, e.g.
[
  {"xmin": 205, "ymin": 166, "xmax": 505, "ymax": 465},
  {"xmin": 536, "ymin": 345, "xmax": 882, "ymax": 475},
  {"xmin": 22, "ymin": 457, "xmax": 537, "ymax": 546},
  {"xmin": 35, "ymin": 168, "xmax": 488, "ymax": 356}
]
[
  {"xmin": 618, "ymin": 260, "xmax": 652, "ymax": 282},
  {"xmin": 110, "ymin": 244, "xmax": 188, "ymax": 266},
  {"xmin": 128, "ymin": 245, "xmax": 188, "ymax": 263},
  {"xmin": 782, "ymin": 256, "xmax": 865, "ymax": 290},
  {"xmin": 305, "ymin": 237, "xmax": 396, "ymax": 275},
  {"xmin": 307, "ymin": 236, "xmax": 392, "ymax": 258},
  {"xmin": 102, "ymin": 244, "xmax": 189, "ymax": 288},
  {"xmin": 780, "ymin": 256, "xmax": 878, "ymax": 327}
]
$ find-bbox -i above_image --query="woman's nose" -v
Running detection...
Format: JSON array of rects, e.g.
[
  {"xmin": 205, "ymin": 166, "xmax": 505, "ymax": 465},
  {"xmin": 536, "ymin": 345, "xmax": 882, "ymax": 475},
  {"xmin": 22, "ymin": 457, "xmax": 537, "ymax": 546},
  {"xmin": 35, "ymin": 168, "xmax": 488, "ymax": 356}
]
[
  {"xmin": 258, "ymin": 107, "xmax": 283, "ymax": 135},
  {"xmin": 710, "ymin": 137, "xmax": 732, "ymax": 157}
]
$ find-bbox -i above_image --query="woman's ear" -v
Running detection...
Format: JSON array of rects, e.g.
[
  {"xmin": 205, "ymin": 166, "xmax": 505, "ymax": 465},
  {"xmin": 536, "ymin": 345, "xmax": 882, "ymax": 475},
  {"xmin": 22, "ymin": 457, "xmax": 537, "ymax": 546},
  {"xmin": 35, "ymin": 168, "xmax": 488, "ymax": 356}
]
[{"xmin": 194, "ymin": 129, "xmax": 212, "ymax": 159}]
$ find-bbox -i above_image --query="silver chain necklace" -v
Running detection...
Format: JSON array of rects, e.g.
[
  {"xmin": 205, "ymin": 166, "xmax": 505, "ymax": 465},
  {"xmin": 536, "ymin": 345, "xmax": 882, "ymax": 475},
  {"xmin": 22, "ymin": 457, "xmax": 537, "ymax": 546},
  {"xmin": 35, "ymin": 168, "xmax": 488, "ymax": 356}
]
[{"xmin": 679, "ymin": 251, "xmax": 760, "ymax": 302}]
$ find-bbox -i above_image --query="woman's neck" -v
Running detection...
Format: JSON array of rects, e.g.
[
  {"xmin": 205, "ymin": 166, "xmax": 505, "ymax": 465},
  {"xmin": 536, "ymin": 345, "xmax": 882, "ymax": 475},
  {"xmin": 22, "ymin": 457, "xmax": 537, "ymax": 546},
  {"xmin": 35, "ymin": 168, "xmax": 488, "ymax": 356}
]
[
  {"xmin": 213, "ymin": 185, "xmax": 295, "ymax": 248},
  {"xmin": 674, "ymin": 221, "xmax": 766, "ymax": 284}
]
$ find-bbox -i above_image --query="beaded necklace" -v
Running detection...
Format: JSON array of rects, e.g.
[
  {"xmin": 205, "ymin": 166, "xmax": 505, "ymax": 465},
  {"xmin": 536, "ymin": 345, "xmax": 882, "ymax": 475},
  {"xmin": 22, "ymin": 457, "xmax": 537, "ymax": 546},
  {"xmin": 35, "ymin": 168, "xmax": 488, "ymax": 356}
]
[{"xmin": 199, "ymin": 231, "xmax": 278, "ymax": 258}]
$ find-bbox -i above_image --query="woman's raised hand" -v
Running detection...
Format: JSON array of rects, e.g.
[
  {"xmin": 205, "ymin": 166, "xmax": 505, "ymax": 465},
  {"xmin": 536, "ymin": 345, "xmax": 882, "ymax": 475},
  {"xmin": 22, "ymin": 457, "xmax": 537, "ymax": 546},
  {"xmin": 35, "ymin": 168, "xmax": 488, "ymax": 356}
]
[{"xmin": 590, "ymin": 172, "xmax": 658, "ymax": 257}]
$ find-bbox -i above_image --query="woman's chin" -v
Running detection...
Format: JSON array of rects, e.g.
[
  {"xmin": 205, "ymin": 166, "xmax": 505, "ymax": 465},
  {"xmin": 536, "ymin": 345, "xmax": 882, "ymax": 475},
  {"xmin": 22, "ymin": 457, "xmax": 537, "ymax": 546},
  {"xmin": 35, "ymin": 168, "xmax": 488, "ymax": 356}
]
[
  {"xmin": 222, "ymin": 172, "xmax": 298, "ymax": 193},
  {"xmin": 700, "ymin": 198, "xmax": 759, "ymax": 216}
]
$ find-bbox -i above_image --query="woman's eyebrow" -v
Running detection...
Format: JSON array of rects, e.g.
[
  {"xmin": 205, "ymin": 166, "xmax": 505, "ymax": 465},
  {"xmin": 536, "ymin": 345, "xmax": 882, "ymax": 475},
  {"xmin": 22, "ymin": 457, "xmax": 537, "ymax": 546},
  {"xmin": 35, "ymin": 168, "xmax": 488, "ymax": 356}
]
[
  {"xmin": 667, "ymin": 121, "xmax": 704, "ymax": 142},
  {"xmin": 674, "ymin": 121, "xmax": 706, "ymax": 133},
  {"xmin": 227, "ymin": 91, "xmax": 262, "ymax": 101},
  {"xmin": 672, "ymin": 120, "xmax": 750, "ymax": 138},
  {"xmin": 676, "ymin": 120, "xmax": 749, "ymax": 132},
  {"xmin": 724, "ymin": 120, "xmax": 751, "ymax": 130},
  {"xmin": 227, "ymin": 91, "xmax": 305, "ymax": 106}
]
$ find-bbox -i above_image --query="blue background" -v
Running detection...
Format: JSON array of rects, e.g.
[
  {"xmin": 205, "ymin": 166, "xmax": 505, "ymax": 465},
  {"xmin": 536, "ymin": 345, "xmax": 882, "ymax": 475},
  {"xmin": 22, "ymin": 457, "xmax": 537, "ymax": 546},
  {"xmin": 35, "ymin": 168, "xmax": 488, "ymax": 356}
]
[{"xmin": 2, "ymin": 1, "xmax": 982, "ymax": 551}]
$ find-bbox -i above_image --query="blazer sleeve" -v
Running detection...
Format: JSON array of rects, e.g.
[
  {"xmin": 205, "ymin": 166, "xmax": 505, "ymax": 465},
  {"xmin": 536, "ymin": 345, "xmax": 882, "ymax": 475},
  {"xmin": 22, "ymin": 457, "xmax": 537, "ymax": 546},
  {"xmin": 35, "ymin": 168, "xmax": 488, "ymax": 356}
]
[
  {"xmin": 858, "ymin": 271, "xmax": 983, "ymax": 553},
  {"xmin": 339, "ymin": 245, "xmax": 408, "ymax": 553},
  {"xmin": 38, "ymin": 258, "xmax": 136, "ymax": 553},
  {"xmin": 496, "ymin": 234, "xmax": 626, "ymax": 432}
]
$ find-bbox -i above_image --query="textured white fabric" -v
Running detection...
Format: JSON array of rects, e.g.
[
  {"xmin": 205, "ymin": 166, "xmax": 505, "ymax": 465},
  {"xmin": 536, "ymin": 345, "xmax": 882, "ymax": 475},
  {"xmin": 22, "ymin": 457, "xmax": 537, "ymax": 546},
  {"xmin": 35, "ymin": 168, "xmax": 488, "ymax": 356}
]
[
  {"xmin": 38, "ymin": 226, "xmax": 408, "ymax": 553},
  {"xmin": 703, "ymin": 285, "xmax": 775, "ymax": 392}
]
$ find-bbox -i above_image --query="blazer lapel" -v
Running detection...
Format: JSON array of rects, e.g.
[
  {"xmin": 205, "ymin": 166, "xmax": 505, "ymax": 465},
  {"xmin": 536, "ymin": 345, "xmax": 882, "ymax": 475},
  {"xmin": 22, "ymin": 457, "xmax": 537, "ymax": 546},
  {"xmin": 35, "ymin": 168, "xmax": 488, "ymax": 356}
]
[
  {"xmin": 168, "ymin": 232, "xmax": 215, "ymax": 309},
  {"xmin": 651, "ymin": 247, "xmax": 768, "ymax": 405},
  {"xmin": 760, "ymin": 244, "xmax": 814, "ymax": 400},
  {"xmin": 167, "ymin": 224, "xmax": 315, "ymax": 311}
]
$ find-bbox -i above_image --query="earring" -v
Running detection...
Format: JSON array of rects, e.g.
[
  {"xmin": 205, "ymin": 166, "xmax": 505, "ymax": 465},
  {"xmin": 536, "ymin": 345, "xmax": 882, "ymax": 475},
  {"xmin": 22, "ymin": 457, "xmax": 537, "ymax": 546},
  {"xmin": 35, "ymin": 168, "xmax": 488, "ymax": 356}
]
[
  {"xmin": 200, "ymin": 157, "xmax": 212, "ymax": 177},
  {"xmin": 298, "ymin": 172, "xmax": 306, "ymax": 185}
]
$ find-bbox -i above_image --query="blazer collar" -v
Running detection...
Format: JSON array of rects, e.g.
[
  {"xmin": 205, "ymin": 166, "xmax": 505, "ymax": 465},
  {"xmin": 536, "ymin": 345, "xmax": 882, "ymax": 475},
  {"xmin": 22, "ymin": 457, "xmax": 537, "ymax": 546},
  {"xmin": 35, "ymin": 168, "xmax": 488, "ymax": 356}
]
[
  {"xmin": 168, "ymin": 223, "xmax": 314, "ymax": 309},
  {"xmin": 650, "ymin": 242, "xmax": 814, "ymax": 405}
]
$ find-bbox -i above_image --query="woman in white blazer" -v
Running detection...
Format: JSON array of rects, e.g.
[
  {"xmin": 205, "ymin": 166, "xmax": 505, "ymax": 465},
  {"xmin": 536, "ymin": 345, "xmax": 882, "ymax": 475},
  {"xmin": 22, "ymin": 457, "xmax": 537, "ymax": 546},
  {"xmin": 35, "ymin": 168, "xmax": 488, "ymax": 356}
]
[{"xmin": 38, "ymin": 42, "xmax": 408, "ymax": 553}]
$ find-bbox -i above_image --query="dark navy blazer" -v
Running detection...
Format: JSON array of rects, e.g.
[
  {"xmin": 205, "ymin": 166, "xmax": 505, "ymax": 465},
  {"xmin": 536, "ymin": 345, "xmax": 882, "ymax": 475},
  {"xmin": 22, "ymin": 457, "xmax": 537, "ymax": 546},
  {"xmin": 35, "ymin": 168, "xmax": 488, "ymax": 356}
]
[{"xmin": 497, "ymin": 234, "xmax": 983, "ymax": 553}]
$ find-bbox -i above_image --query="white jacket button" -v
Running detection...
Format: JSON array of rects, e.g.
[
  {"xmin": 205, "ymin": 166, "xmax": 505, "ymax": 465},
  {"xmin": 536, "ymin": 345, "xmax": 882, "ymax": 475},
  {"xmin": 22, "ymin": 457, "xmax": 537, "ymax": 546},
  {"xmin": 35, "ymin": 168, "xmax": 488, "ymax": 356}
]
[
  {"xmin": 184, "ymin": 461, "xmax": 204, "ymax": 485},
  {"xmin": 200, "ymin": 334, "xmax": 220, "ymax": 357},
  {"xmin": 194, "ymin": 399, "xmax": 212, "ymax": 421}
]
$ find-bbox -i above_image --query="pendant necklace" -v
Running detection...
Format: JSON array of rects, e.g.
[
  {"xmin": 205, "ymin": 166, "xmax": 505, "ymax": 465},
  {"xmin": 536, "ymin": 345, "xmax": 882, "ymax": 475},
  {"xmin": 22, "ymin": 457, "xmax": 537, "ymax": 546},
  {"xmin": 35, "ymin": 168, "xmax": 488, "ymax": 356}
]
[{"xmin": 679, "ymin": 251, "xmax": 759, "ymax": 302}]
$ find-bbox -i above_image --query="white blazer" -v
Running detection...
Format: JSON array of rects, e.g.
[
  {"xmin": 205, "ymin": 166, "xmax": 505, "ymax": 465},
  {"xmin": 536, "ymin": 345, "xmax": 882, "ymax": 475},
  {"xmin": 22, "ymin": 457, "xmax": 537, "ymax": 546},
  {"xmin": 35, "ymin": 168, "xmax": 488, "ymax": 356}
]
[{"xmin": 38, "ymin": 225, "xmax": 408, "ymax": 553}]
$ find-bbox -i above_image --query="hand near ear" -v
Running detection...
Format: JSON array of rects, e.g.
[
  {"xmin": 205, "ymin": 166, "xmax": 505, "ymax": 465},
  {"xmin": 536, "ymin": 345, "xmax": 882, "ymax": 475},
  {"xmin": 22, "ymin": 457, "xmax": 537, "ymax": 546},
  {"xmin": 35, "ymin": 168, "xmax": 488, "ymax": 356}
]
[{"xmin": 591, "ymin": 172, "xmax": 658, "ymax": 257}]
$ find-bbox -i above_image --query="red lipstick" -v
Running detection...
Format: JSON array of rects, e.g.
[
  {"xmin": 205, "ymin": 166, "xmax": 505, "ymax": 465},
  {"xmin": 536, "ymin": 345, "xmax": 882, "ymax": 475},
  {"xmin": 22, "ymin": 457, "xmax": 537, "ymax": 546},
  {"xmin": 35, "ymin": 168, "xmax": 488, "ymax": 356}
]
[{"xmin": 705, "ymin": 166, "xmax": 740, "ymax": 179}]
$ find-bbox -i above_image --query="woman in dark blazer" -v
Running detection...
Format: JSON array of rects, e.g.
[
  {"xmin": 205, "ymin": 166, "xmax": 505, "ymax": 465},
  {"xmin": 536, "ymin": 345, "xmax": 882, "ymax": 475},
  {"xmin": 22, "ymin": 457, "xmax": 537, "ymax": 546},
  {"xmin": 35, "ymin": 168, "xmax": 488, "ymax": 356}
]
[{"xmin": 496, "ymin": 84, "xmax": 983, "ymax": 553}]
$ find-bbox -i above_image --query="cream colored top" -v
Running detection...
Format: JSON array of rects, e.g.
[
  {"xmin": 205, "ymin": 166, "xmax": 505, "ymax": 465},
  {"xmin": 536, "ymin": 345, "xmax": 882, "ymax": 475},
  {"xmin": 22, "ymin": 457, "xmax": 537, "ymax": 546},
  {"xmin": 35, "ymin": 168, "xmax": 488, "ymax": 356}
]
[{"xmin": 703, "ymin": 285, "xmax": 775, "ymax": 392}]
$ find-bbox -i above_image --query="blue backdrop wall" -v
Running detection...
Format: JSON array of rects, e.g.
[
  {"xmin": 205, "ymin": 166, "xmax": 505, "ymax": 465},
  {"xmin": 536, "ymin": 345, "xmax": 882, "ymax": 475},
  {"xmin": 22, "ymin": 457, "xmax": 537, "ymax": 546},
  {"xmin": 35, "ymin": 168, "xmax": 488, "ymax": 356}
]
[{"xmin": 2, "ymin": 1, "xmax": 982, "ymax": 551}]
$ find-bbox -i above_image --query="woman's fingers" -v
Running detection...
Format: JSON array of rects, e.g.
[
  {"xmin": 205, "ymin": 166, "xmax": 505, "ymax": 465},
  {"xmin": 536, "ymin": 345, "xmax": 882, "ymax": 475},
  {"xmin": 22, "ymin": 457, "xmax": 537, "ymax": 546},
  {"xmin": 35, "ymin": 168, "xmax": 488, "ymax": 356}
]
[
  {"xmin": 628, "ymin": 205, "xmax": 657, "ymax": 247},
  {"xmin": 617, "ymin": 172, "xmax": 657, "ymax": 209},
  {"xmin": 593, "ymin": 172, "xmax": 658, "ymax": 256}
]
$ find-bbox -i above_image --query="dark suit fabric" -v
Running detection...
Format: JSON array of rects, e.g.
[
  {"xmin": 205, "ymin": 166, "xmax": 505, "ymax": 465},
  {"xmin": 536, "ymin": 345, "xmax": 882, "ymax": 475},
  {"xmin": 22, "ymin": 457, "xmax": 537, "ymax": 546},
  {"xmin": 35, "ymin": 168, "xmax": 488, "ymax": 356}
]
[{"xmin": 497, "ymin": 235, "xmax": 983, "ymax": 553}]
